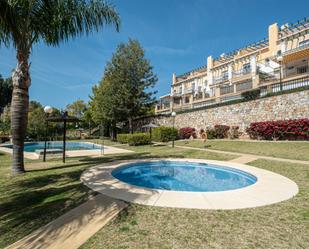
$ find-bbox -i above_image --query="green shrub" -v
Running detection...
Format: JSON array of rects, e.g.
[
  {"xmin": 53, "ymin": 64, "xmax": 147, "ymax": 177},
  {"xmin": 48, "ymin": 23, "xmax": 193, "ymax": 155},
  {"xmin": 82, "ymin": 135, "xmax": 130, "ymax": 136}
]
[
  {"xmin": 117, "ymin": 134, "xmax": 130, "ymax": 144},
  {"xmin": 241, "ymin": 89, "xmax": 261, "ymax": 101},
  {"xmin": 229, "ymin": 126, "xmax": 240, "ymax": 139},
  {"xmin": 152, "ymin": 126, "xmax": 178, "ymax": 142},
  {"xmin": 127, "ymin": 133, "xmax": 151, "ymax": 146},
  {"xmin": 206, "ymin": 129, "xmax": 216, "ymax": 139}
]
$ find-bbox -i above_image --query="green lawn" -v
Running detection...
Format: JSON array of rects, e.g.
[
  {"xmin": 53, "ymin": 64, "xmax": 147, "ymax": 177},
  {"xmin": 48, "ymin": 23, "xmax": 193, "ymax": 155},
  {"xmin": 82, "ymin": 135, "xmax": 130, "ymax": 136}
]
[
  {"xmin": 82, "ymin": 159, "xmax": 309, "ymax": 249},
  {"xmin": 0, "ymin": 143, "xmax": 234, "ymax": 248},
  {"xmin": 1, "ymin": 141, "xmax": 308, "ymax": 249},
  {"xmin": 175, "ymin": 140, "xmax": 309, "ymax": 161}
]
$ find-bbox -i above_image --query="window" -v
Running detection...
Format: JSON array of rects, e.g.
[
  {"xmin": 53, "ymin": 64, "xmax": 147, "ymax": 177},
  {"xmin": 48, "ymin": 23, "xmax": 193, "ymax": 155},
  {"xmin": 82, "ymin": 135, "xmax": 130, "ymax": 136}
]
[
  {"xmin": 191, "ymin": 82, "xmax": 195, "ymax": 90},
  {"xmin": 299, "ymin": 39, "xmax": 309, "ymax": 48},
  {"xmin": 236, "ymin": 81, "xmax": 252, "ymax": 92},
  {"xmin": 220, "ymin": 85, "xmax": 234, "ymax": 95},
  {"xmin": 242, "ymin": 63, "xmax": 251, "ymax": 74},
  {"xmin": 222, "ymin": 71, "xmax": 228, "ymax": 80},
  {"xmin": 297, "ymin": 66, "xmax": 308, "ymax": 74}
]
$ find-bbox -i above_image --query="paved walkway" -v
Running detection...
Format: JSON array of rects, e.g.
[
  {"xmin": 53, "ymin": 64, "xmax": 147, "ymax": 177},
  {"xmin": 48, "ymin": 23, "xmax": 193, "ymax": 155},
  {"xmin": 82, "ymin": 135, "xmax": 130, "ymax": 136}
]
[
  {"xmin": 6, "ymin": 195, "xmax": 127, "ymax": 249},
  {"xmin": 175, "ymin": 145, "xmax": 309, "ymax": 165},
  {"xmin": 81, "ymin": 158, "xmax": 299, "ymax": 209}
]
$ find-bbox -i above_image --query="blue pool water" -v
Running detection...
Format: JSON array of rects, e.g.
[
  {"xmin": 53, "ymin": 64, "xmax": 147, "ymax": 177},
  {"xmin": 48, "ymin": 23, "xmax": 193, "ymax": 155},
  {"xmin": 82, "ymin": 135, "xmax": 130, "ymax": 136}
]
[
  {"xmin": 112, "ymin": 161, "xmax": 257, "ymax": 192},
  {"xmin": 3, "ymin": 141, "xmax": 102, "ymax": 152}
]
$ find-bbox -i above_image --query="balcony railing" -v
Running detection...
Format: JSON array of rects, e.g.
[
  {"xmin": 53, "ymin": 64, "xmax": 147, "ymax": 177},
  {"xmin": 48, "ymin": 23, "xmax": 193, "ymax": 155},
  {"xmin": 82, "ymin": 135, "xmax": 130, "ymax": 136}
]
[
  {"xmin": 183, "ymin": 88, "xmax": 194, "ymax": 94},
  {"xmin": 214, "ymin": 75, "xmax": 229, "ymax": 84},
  {"xmin": 220, "ymin": 85, "xmax": 234, "ymax": 95},
  {"xmin": 233, "ymin": 68, "xmax": 251, "ymax": 78},
  {"xmin": 172, "ymin": 92, "xmax": 182, "ymax": 97},
  {"xmin": 163, "ymin": 76, "xmax": 309, "ymax": 114},
  {"xmin": 283, "ymin": 42, "xmax": 309, "ymax": 56}
]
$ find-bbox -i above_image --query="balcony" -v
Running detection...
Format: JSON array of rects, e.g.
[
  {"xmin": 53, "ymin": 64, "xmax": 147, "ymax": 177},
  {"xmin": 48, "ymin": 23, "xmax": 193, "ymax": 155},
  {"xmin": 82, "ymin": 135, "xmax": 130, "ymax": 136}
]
[
  {"xmin": 283, "ymin": 42, "xmax": 309, "ymax": 57},
  {"xmin": 233, "ymin": 68, "xmax": 251, "ymax": 77},
  {"xmin": 220, "ymin": 85, "xmax": 234, "ymax": 95},
  {"xmin": 183, "ymin": 88, "xmax": 194, "ymax": 94},
  {"xmin": 204, "ymin": 89, "xmax": 215, "ymax": 98},
  {"xmin": 172, "ymin": 92, "xmax": 182, "ymax": 97},
  {"xmin": 213, "ymin": 75, "xmax": 229, "ymax": 84}
]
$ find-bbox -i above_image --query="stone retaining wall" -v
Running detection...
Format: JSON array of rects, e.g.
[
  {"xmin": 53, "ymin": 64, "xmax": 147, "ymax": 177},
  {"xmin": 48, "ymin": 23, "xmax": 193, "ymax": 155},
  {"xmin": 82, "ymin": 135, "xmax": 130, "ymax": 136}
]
[{"xmin": 135, "ymin": 90, "xmax": 309, "ymax": 133}]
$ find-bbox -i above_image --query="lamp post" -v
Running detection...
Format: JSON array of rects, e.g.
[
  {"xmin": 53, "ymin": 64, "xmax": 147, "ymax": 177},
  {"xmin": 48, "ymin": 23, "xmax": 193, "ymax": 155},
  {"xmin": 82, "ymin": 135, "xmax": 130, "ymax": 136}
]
[
  {"xmin": 100, "ymin": 121, "xmax": 104, "ymax": 155},
  {"xmin": 62, "ymin": 111, "xmax": 68, "ymax": 163},
  {"xmin": 171, "ymin": 111, "xmax": 176, "ymax": 148},
  {"xmin": 43, "ymin": 106, "xmax": 53, "ymax": 162}
]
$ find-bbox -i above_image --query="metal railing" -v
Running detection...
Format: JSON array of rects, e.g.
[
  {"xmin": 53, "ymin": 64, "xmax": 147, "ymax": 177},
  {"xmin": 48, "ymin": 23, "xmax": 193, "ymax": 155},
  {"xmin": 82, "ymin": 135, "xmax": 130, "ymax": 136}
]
[
  {"xmin": 271, "ymin": 76, "xmax": 309, "ymax": 93},
  {"xmin": 165, "ymin": 76, "xmax": 309, "ymax": 113},
  {"xmin": 220, "ymin": 85, "xmax": 234, "ymax": 95},
  {"xmin": 183, "ymin": 88, "xmax": 193, "ymax": 94},
  {"xmin": 214, "ymin": 75, "xmax": 229, "ymax": 84},
  {"xmin": 233, "ymin": 68, "xmax": 251, "ymax": 77},
  {"xmin": 283, "ymin": 42, "xmax": 309, "ymax": 56}
]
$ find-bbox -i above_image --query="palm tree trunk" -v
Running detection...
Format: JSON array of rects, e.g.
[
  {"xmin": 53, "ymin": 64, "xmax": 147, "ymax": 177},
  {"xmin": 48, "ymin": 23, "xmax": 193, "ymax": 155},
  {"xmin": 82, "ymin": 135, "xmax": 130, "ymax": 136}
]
[{"xmin": 11, "ymin": 49, "xmax": 31, "ymax": 174}]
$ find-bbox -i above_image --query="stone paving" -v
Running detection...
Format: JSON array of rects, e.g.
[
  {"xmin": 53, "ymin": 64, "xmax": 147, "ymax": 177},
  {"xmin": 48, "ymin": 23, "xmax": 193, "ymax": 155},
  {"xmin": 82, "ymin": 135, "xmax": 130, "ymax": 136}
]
[{"xmin": 6, "ymin": 195, "xmax": 127, "ymax": 249}]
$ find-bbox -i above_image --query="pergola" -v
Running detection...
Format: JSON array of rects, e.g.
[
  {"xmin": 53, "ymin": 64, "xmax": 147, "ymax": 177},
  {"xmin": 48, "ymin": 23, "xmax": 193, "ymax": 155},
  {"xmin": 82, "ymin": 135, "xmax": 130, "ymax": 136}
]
[{"xmin": 45, "ymin": 111, "xmax": 79, "ymax": 163}]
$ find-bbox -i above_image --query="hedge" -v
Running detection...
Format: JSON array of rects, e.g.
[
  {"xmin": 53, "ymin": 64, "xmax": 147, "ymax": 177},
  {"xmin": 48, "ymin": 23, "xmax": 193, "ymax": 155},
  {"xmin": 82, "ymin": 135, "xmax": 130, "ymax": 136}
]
[
  {"xmin": 152, "ymin": 126, "xmax": 178, "ymax": 142},
  {"xmin": 206, "ymin": 125, "xmax": 230, "ymax": 139},
  {"xmin": 117, "ymin": 133, "xmax": 151, "ymax": 146},
  {"xmin": 117, "ymin": 134, "xmax": 130, "ymax": 144},
  {"xmin": 246, "ymin": 118, "xmax": 309, "ymax": 140}
]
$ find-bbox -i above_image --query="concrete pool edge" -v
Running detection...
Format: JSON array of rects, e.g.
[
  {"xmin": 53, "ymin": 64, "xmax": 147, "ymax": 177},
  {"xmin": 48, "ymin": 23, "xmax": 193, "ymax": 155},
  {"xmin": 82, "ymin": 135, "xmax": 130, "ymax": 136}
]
[{"xmin": 81, "ymin": 158, "xmax": 299, "ymax": 210}]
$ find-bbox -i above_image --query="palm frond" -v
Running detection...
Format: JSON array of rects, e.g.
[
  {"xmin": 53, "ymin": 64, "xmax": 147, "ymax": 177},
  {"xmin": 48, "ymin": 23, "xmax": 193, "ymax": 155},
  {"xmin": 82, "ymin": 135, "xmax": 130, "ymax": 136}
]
[
  {"xmin": 0, "ymin": 0, "xmax": 120, "ymax": 48},
  {"xmin": 34, "ymin": 0, "xmax": 121, "ymax": 46}
]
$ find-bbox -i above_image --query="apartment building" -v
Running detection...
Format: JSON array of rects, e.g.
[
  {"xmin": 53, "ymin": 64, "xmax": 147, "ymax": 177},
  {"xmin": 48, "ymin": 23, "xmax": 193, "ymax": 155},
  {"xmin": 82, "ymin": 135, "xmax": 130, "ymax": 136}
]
[{"xmin": 155, "ymin": 18, "xmax": 309, "ymax": 114}]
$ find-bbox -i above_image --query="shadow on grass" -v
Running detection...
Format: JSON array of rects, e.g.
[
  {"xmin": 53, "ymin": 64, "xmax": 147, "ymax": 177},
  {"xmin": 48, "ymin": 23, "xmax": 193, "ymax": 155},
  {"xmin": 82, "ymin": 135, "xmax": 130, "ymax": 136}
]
[
  {"xmin": 0, "ymin": 171, "xmax": 92, "ymax": 247},
  {"xmin": 0, "ymin": 147, "xmax": 191, "ymax": 247}
]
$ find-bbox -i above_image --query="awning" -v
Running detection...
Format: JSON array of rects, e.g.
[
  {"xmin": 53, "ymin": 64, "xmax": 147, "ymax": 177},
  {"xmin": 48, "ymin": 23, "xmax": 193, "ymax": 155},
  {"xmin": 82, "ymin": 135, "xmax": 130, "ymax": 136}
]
[{"xmin": 283, "ymin": 47, "xmax": 309, "ymax": 63}]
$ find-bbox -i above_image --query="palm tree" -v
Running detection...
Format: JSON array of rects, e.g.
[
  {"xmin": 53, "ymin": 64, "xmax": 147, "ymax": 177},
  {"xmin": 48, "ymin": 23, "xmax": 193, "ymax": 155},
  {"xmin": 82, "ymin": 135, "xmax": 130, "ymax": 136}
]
[{"xmin": 0, "ymin": 0, "xmax": 120, "ymax": 174}]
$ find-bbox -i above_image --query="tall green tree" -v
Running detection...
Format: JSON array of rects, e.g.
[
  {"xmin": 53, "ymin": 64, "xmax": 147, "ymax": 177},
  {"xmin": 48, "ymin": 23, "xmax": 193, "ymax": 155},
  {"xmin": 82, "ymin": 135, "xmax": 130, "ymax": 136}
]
[
  {"xmin": 66, "ymin": 99, "xmax": 87, "ymax": 119},
  {"xmin": 0, "ymin": 74, "xmax": 12, "ymax": 113},
  {"xmin": 27, "ymin": 101, "xmax": 45, "ymax": 140},
  {"xmin": 0, "ymin": 0, "xmax": 120, "ymax": 174},
  {"xmin": 92, "ymin": 39, "xmax": 157, "ymax": 136}
]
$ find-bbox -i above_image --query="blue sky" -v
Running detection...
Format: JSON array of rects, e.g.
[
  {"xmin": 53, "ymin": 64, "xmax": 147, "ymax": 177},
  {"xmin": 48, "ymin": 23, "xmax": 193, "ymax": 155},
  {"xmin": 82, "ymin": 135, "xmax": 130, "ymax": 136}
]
[{"xmin": 0, "ymin": 0, "xmax": 308, "ymax": 108}]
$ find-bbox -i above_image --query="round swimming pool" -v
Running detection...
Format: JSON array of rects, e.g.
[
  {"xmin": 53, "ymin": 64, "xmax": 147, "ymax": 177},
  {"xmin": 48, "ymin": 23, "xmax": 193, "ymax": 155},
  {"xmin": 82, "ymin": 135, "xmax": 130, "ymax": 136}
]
[{"xmin": 112, "ymin": 161, "xmax": 257, "ymax": 192}]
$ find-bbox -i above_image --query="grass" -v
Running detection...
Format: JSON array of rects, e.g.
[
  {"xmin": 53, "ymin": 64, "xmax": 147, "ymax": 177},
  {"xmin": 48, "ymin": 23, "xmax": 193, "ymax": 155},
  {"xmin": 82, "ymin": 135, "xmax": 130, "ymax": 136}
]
[
  {"xmin": 0, "ymin": 142, "xmax": 234, "ymax": 248},
  {"xmin": 175, "ymin": 140, "xmax": 309, "ymax": 161},
  {"xmin": 82, "ymin": 159, "xmax": 309, "ymax": 249},
  {"xmin": 1, "ymin": 140, "xmax": 308, "ymax": 248}
]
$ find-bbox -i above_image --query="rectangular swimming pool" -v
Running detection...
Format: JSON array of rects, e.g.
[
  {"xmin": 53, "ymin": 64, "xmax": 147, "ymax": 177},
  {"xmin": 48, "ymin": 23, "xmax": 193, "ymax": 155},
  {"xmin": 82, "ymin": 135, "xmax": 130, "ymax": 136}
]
[{"xmin": 2, "ymin": 141, "xmax": 102, "ymax": 152}]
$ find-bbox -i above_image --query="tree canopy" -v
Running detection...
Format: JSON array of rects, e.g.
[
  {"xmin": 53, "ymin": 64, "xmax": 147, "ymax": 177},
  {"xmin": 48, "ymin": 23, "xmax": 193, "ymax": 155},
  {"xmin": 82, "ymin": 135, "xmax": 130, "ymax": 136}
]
[
  {"xmin": 0, "ymin": 74, "xmax": 12, "ymax": 113},
  {"xmin": 91, "ymin": 39, "xmax": 157, "ymax": 135},
  {"xmin": 66, "ymin": 99, "xmax": 87, "ymax": 118}
]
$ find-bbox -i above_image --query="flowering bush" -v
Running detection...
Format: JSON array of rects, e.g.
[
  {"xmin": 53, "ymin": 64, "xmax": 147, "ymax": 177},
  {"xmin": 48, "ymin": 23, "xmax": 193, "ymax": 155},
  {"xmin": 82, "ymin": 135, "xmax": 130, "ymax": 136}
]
[
  {"xmin": 179, "ymin": 127, "xmax": 197, "ymax": 139},
  {"xmin": 246, "ymin": 119, "xmax": 309, "ymax": 140},
  {"xmin": 214, "ymin": 125, "xmax": 230, "ymax": 139}
]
